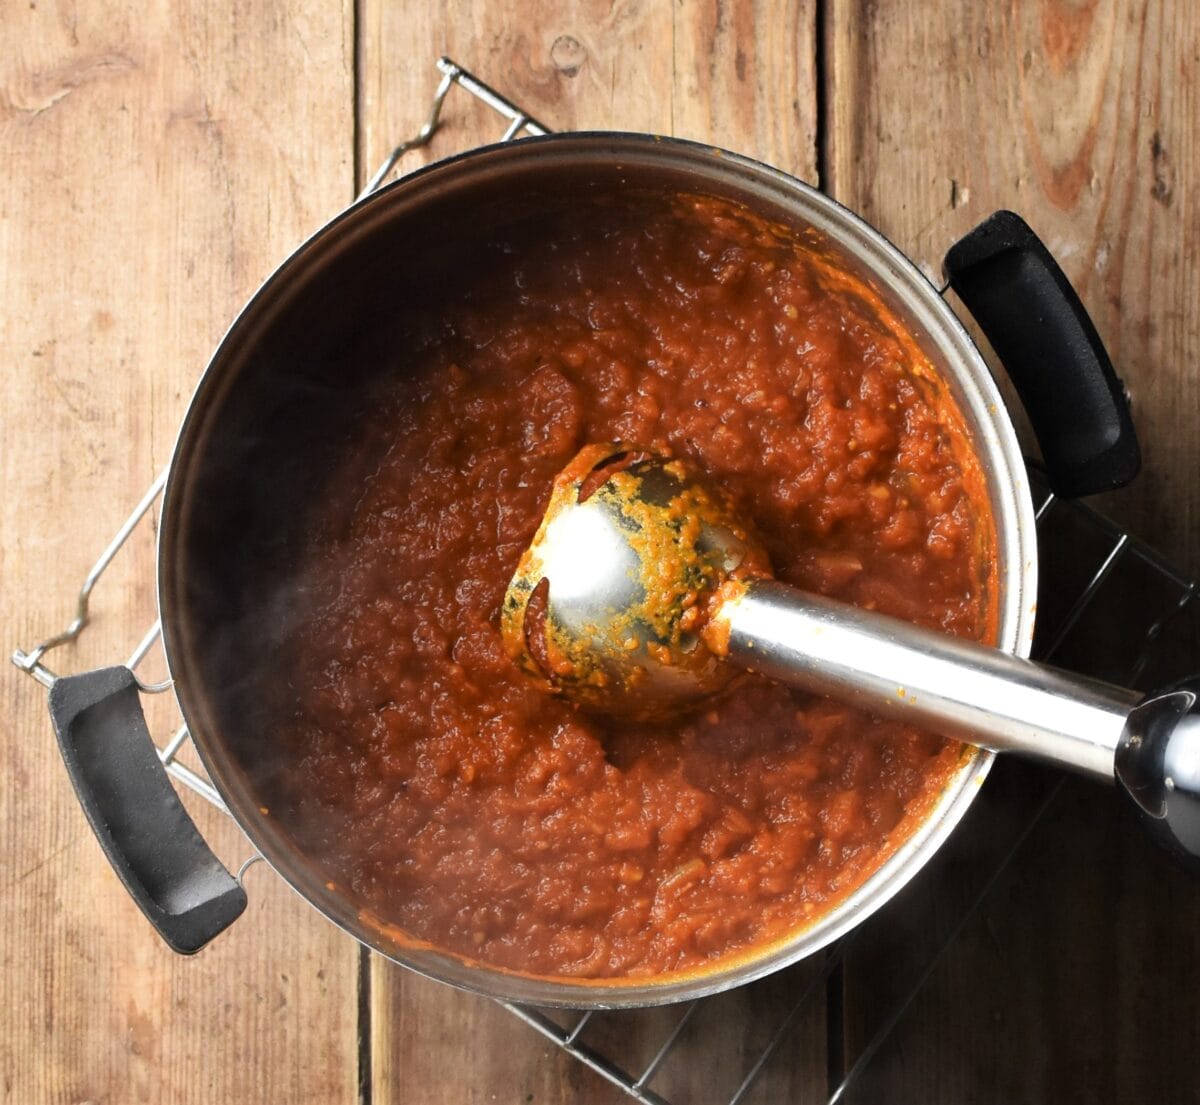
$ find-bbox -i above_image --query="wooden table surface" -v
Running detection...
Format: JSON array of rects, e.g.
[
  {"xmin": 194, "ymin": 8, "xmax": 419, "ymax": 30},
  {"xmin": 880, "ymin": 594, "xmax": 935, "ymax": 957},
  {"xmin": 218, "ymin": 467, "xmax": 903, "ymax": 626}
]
[{"xmin": 4, "ymin": 3, "xmax": 1198, "ymax": 1103}]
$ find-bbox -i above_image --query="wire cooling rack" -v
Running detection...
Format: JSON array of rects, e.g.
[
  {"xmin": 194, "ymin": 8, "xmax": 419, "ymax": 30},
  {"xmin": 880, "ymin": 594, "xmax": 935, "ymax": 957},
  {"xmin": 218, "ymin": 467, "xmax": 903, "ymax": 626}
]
[{"xmin": 14, "ymin": 58, "xmax": 1200, "ymax": 1105}]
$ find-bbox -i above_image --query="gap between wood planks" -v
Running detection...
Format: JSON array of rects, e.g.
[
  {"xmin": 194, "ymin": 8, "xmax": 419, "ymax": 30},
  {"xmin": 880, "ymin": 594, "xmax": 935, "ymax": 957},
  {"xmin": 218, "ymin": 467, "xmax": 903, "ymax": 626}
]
[
  {"xmin": 812, "ymin": 4, "xmax": 841, "ymax": 1093},
  {"xmin": 352, "ymin": 7, "xmax": 372, "ymax": 1102},
  {"xmin": 358, "ymin": 944, "xmax": 374, "ymax": 1105},
  {"xmin": 814, "ymin": 0, "xmax": 831, "ymax": 192},
  {"xmin": 353, "ymin": 0, "xmax": 366, "ymax": 209}
]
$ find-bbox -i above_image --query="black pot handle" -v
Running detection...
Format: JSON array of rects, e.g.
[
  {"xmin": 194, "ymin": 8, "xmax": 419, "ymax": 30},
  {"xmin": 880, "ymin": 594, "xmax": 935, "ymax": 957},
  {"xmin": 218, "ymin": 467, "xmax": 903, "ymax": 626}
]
[
  {"xmin": 48, "ymin": 666, "xmax": 247, "ymax": 953},
  {"xmin": 943, "ymin": 210, "xmax": 1140, "ymax": 498}
]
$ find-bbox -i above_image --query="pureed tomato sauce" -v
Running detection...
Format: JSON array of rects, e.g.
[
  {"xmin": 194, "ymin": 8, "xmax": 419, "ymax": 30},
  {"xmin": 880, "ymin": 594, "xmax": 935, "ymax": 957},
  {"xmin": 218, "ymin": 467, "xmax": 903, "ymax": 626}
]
[{"xmin": 263, "ymin": 190, "xmax": 996, "ymax": 981}]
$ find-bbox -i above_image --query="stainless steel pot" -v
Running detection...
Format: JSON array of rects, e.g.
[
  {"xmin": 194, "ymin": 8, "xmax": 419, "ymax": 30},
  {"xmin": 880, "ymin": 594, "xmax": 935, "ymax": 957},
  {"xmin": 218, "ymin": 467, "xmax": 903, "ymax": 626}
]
[{"xmin": 42, "ymin": 132, "xmax": 1147, "ymax": 1007}]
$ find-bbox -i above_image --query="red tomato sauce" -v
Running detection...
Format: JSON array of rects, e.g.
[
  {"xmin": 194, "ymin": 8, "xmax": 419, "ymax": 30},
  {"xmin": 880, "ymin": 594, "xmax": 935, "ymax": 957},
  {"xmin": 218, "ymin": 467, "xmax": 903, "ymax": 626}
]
[{"xmin": 262, "ymin": 193, "xmax": 996, "ymax": 980}]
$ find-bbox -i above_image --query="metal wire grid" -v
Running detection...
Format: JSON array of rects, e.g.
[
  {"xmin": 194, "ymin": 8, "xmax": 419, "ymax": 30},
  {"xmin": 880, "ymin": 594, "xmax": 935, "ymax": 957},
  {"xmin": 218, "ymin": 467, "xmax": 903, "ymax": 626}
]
[{"xmin": 12, "ymin": 58, "xmax": 1200, "ymax": 1105}]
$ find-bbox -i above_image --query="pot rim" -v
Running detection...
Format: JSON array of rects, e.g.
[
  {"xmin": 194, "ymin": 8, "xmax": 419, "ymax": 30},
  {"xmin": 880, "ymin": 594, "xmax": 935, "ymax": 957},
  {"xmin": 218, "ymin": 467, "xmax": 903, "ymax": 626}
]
[{"xmin": 159, "ymin": 130, "xmax": 1038, "ymax": 1008}]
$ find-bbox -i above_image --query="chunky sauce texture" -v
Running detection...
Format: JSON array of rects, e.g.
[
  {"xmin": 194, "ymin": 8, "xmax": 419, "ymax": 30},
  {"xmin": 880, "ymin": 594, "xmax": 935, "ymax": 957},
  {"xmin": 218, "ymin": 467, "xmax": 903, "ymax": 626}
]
[{"xmin": 265, "ymin": 193, "xmax": 995, "ymax": 981}]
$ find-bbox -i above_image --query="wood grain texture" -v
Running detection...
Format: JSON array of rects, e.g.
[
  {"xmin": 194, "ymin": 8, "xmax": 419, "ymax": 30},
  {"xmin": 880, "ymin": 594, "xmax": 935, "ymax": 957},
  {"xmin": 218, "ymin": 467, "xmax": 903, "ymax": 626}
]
[
  {"xmin": 356, "ymin": 6, "xmax": 819, "ymax": 1101},
  {"xmin": 1, "ymin": 2, "xmax": 359, "ymax": 1102},
  {"xmin": 828, "ymin": 3, "xmax": 1200, "ymax": 1102},
  {"xmin": 371, "ymin": 977, "xmax": 627, "ymax": 1105},
  {"xmin": 7, "ymin": 1, "xmax": 1200, "ymax": 1103}
]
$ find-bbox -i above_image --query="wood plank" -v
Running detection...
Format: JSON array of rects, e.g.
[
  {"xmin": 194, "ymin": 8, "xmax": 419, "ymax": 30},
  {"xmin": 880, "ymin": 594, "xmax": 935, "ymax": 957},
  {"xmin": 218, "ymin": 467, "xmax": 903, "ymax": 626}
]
[
  {"xmin": 0, "ymin": 2, "xmax": 360, "ymax": 1101},
  {"xmin": 828, "ymin": 3, "xmax": 1200, "ymax": 1101},
  {"xmin": 356, "ymin": 6, "xmax": 820, "ymax": 1102}
]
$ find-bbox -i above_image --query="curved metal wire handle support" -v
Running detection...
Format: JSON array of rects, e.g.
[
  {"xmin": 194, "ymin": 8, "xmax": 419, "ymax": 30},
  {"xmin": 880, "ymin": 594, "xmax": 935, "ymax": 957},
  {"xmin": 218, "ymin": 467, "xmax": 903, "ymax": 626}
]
[
  {"xmin": 12, "ymin": 468, "xmax": 168, "ymax": 687},
  {"xmin": 356, "ymin": 56, "xmax": 551, "ymax": 202}
]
